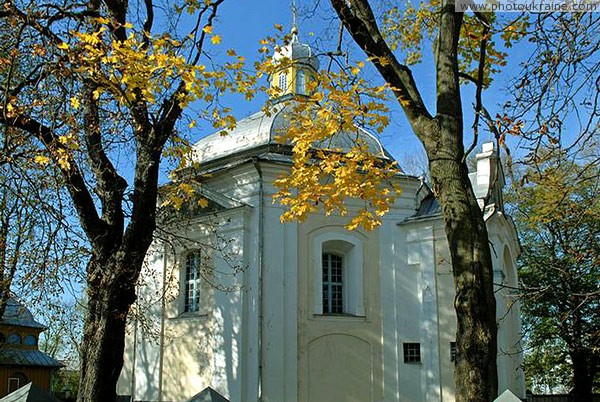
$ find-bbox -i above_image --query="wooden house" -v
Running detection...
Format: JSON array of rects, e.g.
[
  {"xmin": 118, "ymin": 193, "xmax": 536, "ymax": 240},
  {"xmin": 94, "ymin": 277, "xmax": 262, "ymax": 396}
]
[{"xmin": 0, "ymin": 298, "xmax": 62, "ymax": 398}]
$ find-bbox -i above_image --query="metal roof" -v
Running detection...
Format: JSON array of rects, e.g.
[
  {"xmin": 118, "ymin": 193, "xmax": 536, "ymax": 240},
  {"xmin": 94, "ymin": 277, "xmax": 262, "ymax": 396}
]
[
  {"xmin": 191, "ymin": 102, "xmax": 393, "ymax": 165},
  {"xmin": 0, "ymin": 348, "xmax": 62, "ymax": 368},
  {"xmin": 1, "ymin": 299, "xmax": 45, "ymax": 330},
  {"xmin": 185, "ymin": 387, "xmax": 230, "ymax": 402},
  {"xmin": 272, "ymin": 29, "xmax": 319, "ymax": 71},
  {"xmin": 415, "ymin": 193, "xmax": 442, "ymax": 218}
]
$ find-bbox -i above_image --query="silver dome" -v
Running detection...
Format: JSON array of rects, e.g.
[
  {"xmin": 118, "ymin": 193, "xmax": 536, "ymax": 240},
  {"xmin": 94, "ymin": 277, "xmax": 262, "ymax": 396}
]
[{"xmin": 192, "ymin": 102, "xmax": 392, "ymax": 164}]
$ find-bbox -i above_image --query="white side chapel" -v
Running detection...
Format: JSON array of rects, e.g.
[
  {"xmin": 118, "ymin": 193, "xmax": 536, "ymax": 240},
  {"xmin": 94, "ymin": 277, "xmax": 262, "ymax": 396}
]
[{"xmin": 117, "ymin": 28, "xmax": 525, "ymax": 402}]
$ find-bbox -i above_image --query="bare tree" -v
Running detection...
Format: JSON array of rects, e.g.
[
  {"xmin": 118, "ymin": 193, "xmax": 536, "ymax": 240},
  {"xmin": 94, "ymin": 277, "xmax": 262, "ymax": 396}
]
[{"xmin": 506, "ymin": 13, "xmax": 600, "ymax": 163}]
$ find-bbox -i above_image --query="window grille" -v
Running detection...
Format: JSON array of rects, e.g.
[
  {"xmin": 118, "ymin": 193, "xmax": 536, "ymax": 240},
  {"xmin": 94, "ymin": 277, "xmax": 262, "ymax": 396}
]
[
  {"xmin": 184, "ymin": 251, "xmax": 202, "ymax": 312},
  {"xmin": 322, "ymin": 253, "xmax": 343, "ymax": 314},
  {"xmin": 278, "ymin": 73, "xmax": 287, "ymax": 92},
  {"xmin": 403, "ymin": 343, "xmax": 421, "ymax": 363},
  {"xmin": 451, "ymin": 341, "xmax": 457, "ymax": 362}
]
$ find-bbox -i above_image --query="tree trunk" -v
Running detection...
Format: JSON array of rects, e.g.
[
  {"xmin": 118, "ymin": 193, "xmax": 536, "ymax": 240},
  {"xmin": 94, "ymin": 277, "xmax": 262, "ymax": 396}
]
[
  {"xmin": 328, "ymin": 1, "xmax": 500, "ymax": 401},
  {"xmin": 428, "ymin": 147, "xmax": 498, "ymax": 402},
  {"xmin": 571, "ymin": 348, "xmax": 597, "ymax": 402},
  {"xmin": 77, "ymin": 254, "xmax": 142, "ymax": 402}
]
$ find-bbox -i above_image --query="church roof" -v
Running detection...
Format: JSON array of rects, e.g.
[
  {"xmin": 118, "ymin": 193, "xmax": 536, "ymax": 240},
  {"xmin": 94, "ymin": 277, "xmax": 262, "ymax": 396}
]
[
  {"xmin": 401, "ymin": 142, "xmax": 505, "ymax": 224},
  {"xmin": 272, "ymin": 28, "xmax": 319, "ymax": 71},
  {"xmin": 185, "ymin": 387, "xmax": 230, "ymax": 402},
  {"xmin": 1, "ymin": 298, "xmax": 45, "ymax": 330},
  {"xmin": 414, "ymin": 193, "xmax": 442, "ymax": 218},
  {"xmin": 192, "ymin": 102, "xmax": 393, "ymax": 165},
  {"xmin": 0, "ymin": 349, "xmax": 62, "ymax": 368}
]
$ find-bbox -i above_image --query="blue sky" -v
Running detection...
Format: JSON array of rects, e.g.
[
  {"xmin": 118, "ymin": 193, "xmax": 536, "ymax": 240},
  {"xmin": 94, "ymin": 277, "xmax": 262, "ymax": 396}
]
[{"xmin": 192, "ymin": 0, "xmax": 536, "ymax": 172}]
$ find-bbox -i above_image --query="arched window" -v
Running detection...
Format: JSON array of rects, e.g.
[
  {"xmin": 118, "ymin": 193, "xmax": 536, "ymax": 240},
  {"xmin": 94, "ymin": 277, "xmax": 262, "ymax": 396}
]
[
  {"xmin": 278, "ymin": 72, "xmax": 288, "ymax": 92},
  {"xmin": 23, "ymin": 335, "xmax": 37, "ymax": 346},
  {"xmin": 6, "ymin": 333, "xmax": 20, "ymax": 345},
  {"xmin": 322, "ymin": 253, "xmax": 343, "ymax": 314},
  {"xmin": 313, "ymin": 233, "xmax": 365, "ymax": 317},
  {"xmin": 184, "ymin": 251, "xmax": 202, "ymax": 313}
]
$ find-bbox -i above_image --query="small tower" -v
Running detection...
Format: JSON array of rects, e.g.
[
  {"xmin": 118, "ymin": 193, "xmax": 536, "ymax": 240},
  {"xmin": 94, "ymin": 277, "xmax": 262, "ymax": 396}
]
[
  {"xmin": 0, "ymin": 298, "xmax": 62, "ymax": 397},
  {"xmin": 270, "ymin": 24, "xmax": 319, "ymax": 102}
]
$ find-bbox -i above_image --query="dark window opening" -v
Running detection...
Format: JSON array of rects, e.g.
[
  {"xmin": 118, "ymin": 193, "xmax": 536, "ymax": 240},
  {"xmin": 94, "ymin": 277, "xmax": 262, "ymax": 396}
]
[
  {"xmin": 403, "ymin": 342, "xmax": 421, "ymax": 363},
  {"xmin": 322, "ymin": 253, "xmax": 343, "ymax": 314},
  {"xmin": 184, "ymin": 251, "xmax": 202, "ymax": 313},
  {"xmin": 450, "ymin": 341, "xmax": 457, "ymax": 362}
]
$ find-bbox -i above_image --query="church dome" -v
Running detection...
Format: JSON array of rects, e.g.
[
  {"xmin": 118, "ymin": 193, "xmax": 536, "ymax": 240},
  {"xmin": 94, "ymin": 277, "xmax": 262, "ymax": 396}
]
[
  {"xmin": 191, "ymin": 26, "xmax": 394, "ymax": 167},
  {"xmin": 192, "ymin": 101, "xmax": 393, "ymax": 165},
  {"xmin": 273, "ymin": 27, "xmax": 319, "ymax": 72}
]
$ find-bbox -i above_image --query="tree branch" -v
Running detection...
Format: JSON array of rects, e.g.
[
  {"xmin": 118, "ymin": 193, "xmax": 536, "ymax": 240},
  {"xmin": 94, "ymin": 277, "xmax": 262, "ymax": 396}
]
[
  {"xmin": 123, "ymin": 0, "xmax": 226, "ymax": 263},
  {"xmin": 103, "ymin": 0, "xmax": 128, "ymax": 42},
  {"xmin": 329, "ymin": 0, "xmax": 433, "ymax": 137},
  {"xmin": 1, "ymin": 3, "xmax": 65, "ymax": 45},
  {"xmin": 82, "ymin": 81, "xmax": 127, "ymax": 241},
  {"xmin": 435, "ymin": 0, "xmax": 464, "ymax": 123},
  {"xmin": 141, "ymin": 0, "xmax": 154, "ymax": 48},
  {"xmin": 0, "ymin": 113, "xmax": 106, "ymax": 246},
  {"xmin": 463, "ymin": 12, "xmax": 490, "ymax": 163}
]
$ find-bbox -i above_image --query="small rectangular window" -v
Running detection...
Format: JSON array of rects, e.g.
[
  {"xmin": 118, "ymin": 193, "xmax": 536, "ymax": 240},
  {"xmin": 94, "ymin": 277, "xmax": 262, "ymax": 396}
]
[
  {"xmin": 403, "ymin": 342, "xmax": 421, "ymax": 363},
  {"xmin": 450, "ymin": 341, "xmax": 457, "ymax": 362},
  {"xmin": 7, "ymin": 378, "xmax": 19, "ymax": 393},
  {"xmin": 278, "ymin": 73, "xmax": 288, "ymax": 92}
]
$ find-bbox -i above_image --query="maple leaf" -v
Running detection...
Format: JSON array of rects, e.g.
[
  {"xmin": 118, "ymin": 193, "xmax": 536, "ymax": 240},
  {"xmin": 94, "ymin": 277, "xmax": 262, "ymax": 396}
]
[
  {"xmin": 34, "ymin": 155, "xmax": 50, "ymax": 166},
  {"xmin": 70, "ymin": 97, "xmax": 80, "ymax": 109}
]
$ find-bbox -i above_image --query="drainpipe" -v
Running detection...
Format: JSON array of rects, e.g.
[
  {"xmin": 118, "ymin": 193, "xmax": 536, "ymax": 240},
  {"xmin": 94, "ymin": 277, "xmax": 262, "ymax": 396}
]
[
  {"xmin": 252, "ymin": 158, "xmax": 265, "ymax": 401},
  {"xmin": 157, "ymin": 245, "xmax": 167, "ymax": 400},
  {"xmin": 131, "ymin": 317, "xmax": 137, "ymax": 399}
]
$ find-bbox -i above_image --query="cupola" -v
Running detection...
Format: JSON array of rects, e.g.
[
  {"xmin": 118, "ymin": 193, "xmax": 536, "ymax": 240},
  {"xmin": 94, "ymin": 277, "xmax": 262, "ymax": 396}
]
[{"xmin": 270, "ymin": 25, "xmax": 319, "ymax": 101}]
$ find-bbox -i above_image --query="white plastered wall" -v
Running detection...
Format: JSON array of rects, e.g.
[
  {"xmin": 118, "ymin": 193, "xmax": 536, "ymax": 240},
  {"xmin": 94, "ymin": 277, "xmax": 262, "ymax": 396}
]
[
  {"xmin": 487, "ymin": 213, "xmax": 526, "ymax": 399},
  {"xmin": 260, "ymin": 163, "xmax": 300, "ymax": 402},
  {"xmin": 117, "ymin": 242, "xmax": 165, "ymax": 401}
]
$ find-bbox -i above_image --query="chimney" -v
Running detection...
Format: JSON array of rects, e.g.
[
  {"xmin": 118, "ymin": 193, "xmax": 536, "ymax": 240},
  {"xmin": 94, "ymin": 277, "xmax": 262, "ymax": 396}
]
[{"xmin": 474, "ymin": 142, "xmax": 504, "ymax": 209}]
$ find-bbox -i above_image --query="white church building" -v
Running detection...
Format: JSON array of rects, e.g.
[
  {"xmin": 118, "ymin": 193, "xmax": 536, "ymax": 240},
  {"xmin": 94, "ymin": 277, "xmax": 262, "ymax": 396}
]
[{"xmin": 117, "ymin": 29, "xmax": 525, "ymax": 402}]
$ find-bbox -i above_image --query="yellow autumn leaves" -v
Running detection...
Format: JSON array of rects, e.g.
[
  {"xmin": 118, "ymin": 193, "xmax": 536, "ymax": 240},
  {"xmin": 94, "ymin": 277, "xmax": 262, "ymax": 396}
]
[
  {"xmin": 160, "ymin": 180, "xmax": 209, "ymax": 211},
  {"xmin": 56, "ymin": 19, "xmax": 229, "ymax": 109},
  {"xmin": 266, "ymin": 66, "xmax": 401, "ymax": 231},
  {"xmin": 60, "ymin": 27, "xmax": 189, "ymax": 105},
  {"xmin": 35, "ymin": 17, "xmax": 243, "ymax": 170},
  {"xmin": 382, "ymin": 1, "xmax": 528, "ymax": 86},
  {"xmin": 202, "ymin": 25, "xmax": 222, "ymax": 45},
  {"xmin": 36, "ymin": 15, "xmax": 402, "ymax": 231},
  {"xmin": 34, "ymin": 135, "xmax": 77, "ymax": 171},
  {"xmin": 382, "ymin": 2, "xmax": 437, "ymax": 65}
]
